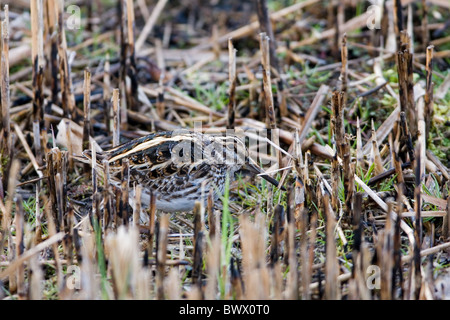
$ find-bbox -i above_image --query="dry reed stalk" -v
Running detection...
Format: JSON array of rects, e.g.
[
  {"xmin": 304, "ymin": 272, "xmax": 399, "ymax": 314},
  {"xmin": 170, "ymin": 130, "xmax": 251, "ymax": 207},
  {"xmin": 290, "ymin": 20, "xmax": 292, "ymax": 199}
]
[
  {"xmin": 284, "ymin": 184, "xmax": 298, "ymax": 299},
  {"xmin": 103, "ymin": 53, "xmax": 111, "ymax": 134},
  {"xmin": 112, "ymin": 88, "xmax": 120, "ymax": 147},
  {"xmin": 31, "ymin": 0, "xmax": 44, "ymax": 123},
  {"xmin": 292, "ymin": 10, "xmax": 372, "ymax": 49},
  {"xmin": 356, "ymin": 117, "xmax": 365, "ymax": 170},
  {"xmin": 165, "ymin": 267, "xmax": 181, "ymax": 300},
  {"xmin": 1, "ymin": 159, "xmax": 19, "ymax": 291},
  {"xmin": 57, "ymin": 1, "xmax": 75, "ymax": 119},
  {"xmin": 240, "ymin": 210, "xmax": 270, "ymax": 299},
  {"xmin": 146, "ymin": 191, "xmax": 157, "ymax": 261},
  {"xmin": 46, "ymin": 0, "xmax": 59, "ymax": 107},
  {"xmin": 13, "ymin": 123, "xmax": 43, "ymax": 178},
  {"xmin": 191, "ymin": 0, "xmax": 318, "ymax": 51},
  {"xmin": 260, "ymin": 33, "xmax": 282, "ymax": 169},
  {"xmin": 297, "ymin": 207, "xmax": 310, "ymax": 300},
  {"xmin": 205, "ymin": 215, "xmax": 220, "ymax": 299},
  {"xmin": 43, "ymin": 196, "xmax": 63, "ymax": 291},
  {"xmin": 397, "ymin": 34, "xmax": 417, "ymax": 138},
  {"xmin": 331, "ymin": 151, "xmax": 339, "ymax": 212},
  {"xmin": 393, "ymin": 0, "xmax": 403, "ymax": 50},
  {"xmin": 0, "ymin": 231, "xmax": 65, "ymax": 281},
  {"xmin": 120, "ymin": 158, "xmax": 130, "ymax": 225},
  {"xmin": 227, "ymin": 38, "xmax": 236, "ymax": 130},
  {"xmin": 91, "ymin": 141, "xmax": 98, "ymax": 196},
  {"xmin": 34, "ymin": 187, "xmax": 42, "ymax": 245},
  {"xmin": 192, "ymin": 201, "xmax": 204, "ymax": 287},
  {"xmin": 421, "ymin": 0, "xmax": 429, "ymax": 49},
  {"xmin": 106, "ymin": 226, "xmax": 141, "ymax": 299},
  {"xmin": 260, "ymin": 33, "xmax": 277, "ymax": 130},
  {"xmin": 371, "ymin": 119, "xmax": 384, "ymax": 176},
  {"xmin": 126, "ymin": 0, "xmax": 138, "ymax": 112},
  {"xmin": 256, "ymin": 0, "xmax": 279, "ymax": 73},
  {"xmin": 331, "ymin": 91, "xmax": 345, "ymax": 159},
  {"xmin": 79, "ymin": 217, "xmax": 99, "ymax": 299},
  {"xmin": 426, "ymin": 151, "xmax": 449, "ymax": 181},
  {"xmin": 342, "ymin": 136, "xmax": 354, "ymax": 219},
  {"xmin": 156, "ymin": 214, "xmax": 169, "ymax": 299},
  {"xmin": 143, "ymin": 86, "xmax": 224, "ymax": 118},
  {"xmin": 417, "ymin": 100, "xmax": 426, "ymax": 183},
  {"xmin": 133, "ymin": 184, "xmax": 142, "ymax": 226},
  {"xmin": 82, "ymin": 69, "xmax": 91, "ymax": 152},
  {"xmin": 207, "ymin": 188, "xmax": 215, "ymax": 238},
  {"xmin": 424, "ymin": 45, "xmax": 434, "ymax": 143},
  {"xmin": 29, "ymin": 253, "xmax": 43, "ymax": 300},
  {"xmin": 1, "ymin": 5, "xmax": 11, "ymax": 160},
  {"xmin": 269, "ymin": 205, "xmax": 284, "ymax": 299},
  {"xmin": 135, "ymin": 0, "xmax": 169, "ymax": 52},
  {"xmin": 352, "ymin": 193, "xmax": 363, "ymax": 282},
  {"xmin": 102, "ymin": 160, "xmax": 112, "ymax": 230},
  {"xmin": 340, "ymin": 33, "xmax": 348, "ymax": 95},
  {"xmin": 14, "ymin": 195, "xmax": 26, "ymax": 299},
  {"xmin": 412, "ymin": 146, "xmax": 423, "ymax": 299},
  {"xmin": 399, "ymin": 111, "xmax": 415, "ymax": 162},
  {"xmin": 323, "ymin": 192, "xmax": 339, "ymax": 300}
]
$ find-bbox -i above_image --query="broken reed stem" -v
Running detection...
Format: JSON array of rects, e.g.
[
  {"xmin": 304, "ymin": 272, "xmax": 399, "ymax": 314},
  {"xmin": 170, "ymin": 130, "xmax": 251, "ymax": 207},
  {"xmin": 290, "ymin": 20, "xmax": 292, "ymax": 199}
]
[
  {"xmin": 323, "ymin": 193, "xmax": 338, "ymax": 300},
  {"xmin": 156, "ymin": 214, "xmax": 169, "ymax": 300},
  {"xmin": 371, "ymin": 119, "xmax": 384, "ymax": 176},
  {"xmin": 135, "ymin": 0, "xmax": 169, "ymax": 52},
  {"xmin": 227, "ymin": 38, "xmax": 237, "ymax": 130},
  {"xmin": 15, "ymin": 194, "xmax": 26, "ymax": 299},
  {"xmin": 356, "ymin": 117, "xmax": 364, "ymax": 170},
  {"xmin": 331, "ymin": 91, "xmax": 345, "ymax": 159},
  {"xmin": 397, "ymin": 32, "xmax": 417, "ymax": 138},
  {"xmin": 46, "ymin": 0, "xmax": 59, "ymax": 107},
  {"xmin": 133, "ymin": 184, "xmax": 142, "ymax": 227},
  {"xmin": 192, "ymin": 202, "xmax": 204, "ymax": 287},
  {"xmin": 256, "ymin": 0, "xmax": 279, "ymax": 75},
  {"xmin": 0, "ymin": 159, "xmax": 19, "ymax": 252},
  {"xmin": 1, "ymin": 5, "xmax": 11, "ymax": 159},
  {"xmin": 421, "ymin": 0, "xmax": 429, "ymax": 50},
  {"xmin": 260, "ymin": 33, "xmax": 282, "ymax": 169},
  {"xmin": 126, "ymin": 0, "xmax": 138, "ymax": 112},
  {"xmin": 399, "ymin": 111, "xmax": 415, "ymax": 163},
  {"xmin": 112, "ymin": 88, "xmax": 120, "ymax": 147},
  {"xmin": 424, "ymin": 45, "xmax": 434, "ymax": 144},
  {"xmin": 393, "ymin": 0, "xmax": 403, "ymax": 50},
  {"xmin": 91, "ymin": 140, "xmax": 97, "ymax": 195},
  {"xmin": 260, "ymin": 33, "xmax": 276, "ymax": 130},
  {"xmin": 83, "ymin": 69, "xmax": 91, "ymax": 175},
  {"xmin": 340, "ymin": 33, "xmax": 348, "ymax": 95},
  {"xmin": 413, "ymin": 146, "xmax": 423, "ymax": 299},
  {"xmin": 103, "ymin": 53, "xmax": 111, "ymax": 135},
  {"xmin": 342, "ymin": 135, "xmax": 353, "ymax": 219},
  {"xmin": 31, "ymin": 0, "xmax": 44, "ymax": 124},
  {"xmin": 254, "ymin": 0, "xmax": 286, "ymax": 119},
  {"xmin": 120, "ymin": 158, "xmax": 130, "ymax": 225},
  {"xmin": 57, "ymin": 2, "xmax": 75, "ymax": 119}
]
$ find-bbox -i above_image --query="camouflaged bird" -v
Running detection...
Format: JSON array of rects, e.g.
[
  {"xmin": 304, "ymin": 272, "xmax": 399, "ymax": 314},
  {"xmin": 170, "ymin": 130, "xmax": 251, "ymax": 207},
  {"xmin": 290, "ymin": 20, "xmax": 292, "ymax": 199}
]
[{"xmin": 78, "ymin": 130, "xmax": 282, "ymax": 214}]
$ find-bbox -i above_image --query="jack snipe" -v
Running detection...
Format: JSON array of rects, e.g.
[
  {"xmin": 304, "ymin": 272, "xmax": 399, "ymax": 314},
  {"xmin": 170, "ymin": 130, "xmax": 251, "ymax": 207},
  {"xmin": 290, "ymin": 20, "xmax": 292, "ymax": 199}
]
[{"xmin": 80, "ymin": 130, "xmax": 282, "ymax": 213}]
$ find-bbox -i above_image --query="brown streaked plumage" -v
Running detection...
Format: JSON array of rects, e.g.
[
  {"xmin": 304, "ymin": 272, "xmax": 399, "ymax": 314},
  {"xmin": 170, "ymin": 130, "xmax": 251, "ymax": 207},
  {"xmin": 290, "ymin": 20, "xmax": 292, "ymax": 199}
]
[{"xmin": 78, "ymin": 130, "xmax": 283, "ymax": 214}]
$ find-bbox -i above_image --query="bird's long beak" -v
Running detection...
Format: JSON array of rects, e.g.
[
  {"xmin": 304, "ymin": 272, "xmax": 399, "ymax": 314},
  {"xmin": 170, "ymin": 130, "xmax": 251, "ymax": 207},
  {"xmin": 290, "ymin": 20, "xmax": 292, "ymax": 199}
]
[{"xmin": 243, "ymin": 161, "xmax": 286, "ymax": 191}]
